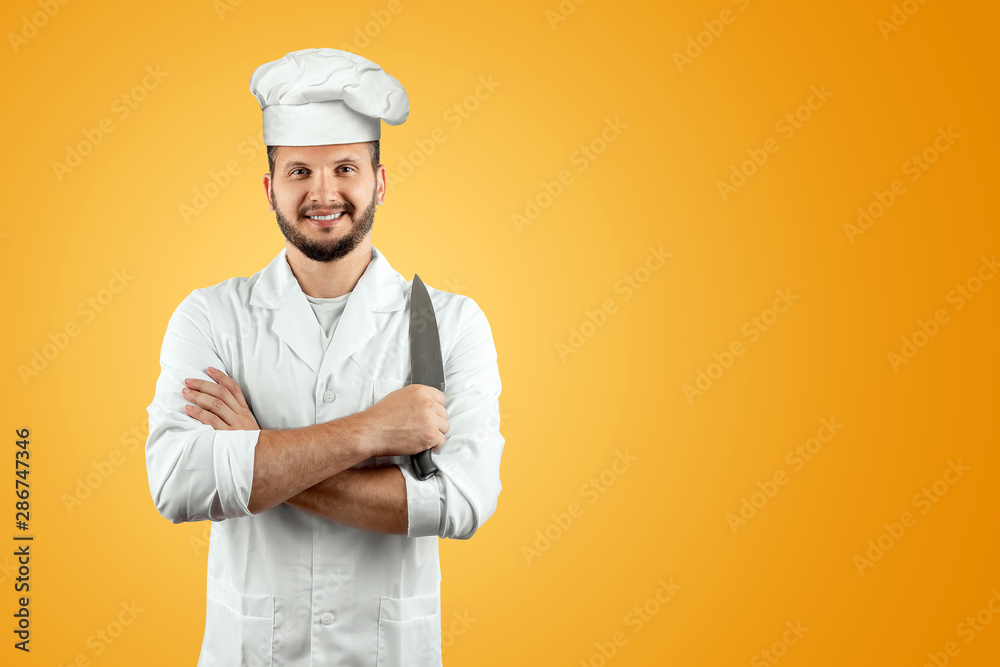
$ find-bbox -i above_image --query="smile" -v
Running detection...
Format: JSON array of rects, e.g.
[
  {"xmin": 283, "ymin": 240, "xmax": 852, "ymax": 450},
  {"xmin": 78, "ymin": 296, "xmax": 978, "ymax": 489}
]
[{"xmin": 307, "ymin": 213, "xmax": 344, "ymax": 221}]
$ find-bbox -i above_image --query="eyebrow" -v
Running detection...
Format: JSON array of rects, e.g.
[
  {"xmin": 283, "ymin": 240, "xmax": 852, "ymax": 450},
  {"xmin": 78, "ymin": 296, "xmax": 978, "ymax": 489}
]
[{"xmin": 281, "ymin": 156, "xmax": 362, "ymax": 170}]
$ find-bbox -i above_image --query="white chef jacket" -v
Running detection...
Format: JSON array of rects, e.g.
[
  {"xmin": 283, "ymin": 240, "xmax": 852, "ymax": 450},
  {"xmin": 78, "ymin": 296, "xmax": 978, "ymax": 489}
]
[{"xmin": 144, "ymin": 245, "xmax": 504, "ymax": 667}]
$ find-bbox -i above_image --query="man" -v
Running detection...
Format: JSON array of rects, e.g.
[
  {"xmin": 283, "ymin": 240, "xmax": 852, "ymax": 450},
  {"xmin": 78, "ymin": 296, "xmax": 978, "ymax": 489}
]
[{"xmin": 144, "ymin": 48, "xmax": 504, "ymax": 666}]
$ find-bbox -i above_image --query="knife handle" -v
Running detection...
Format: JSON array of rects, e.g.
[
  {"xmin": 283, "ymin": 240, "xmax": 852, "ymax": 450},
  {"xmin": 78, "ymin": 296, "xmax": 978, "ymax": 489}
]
[{"xmin": 411, "ymin": 449, "xmax": 439, "ymax": 481}]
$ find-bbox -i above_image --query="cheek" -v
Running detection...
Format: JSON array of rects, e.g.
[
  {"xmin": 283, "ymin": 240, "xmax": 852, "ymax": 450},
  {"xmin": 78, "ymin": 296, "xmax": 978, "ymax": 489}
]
[
  {"xmin": 273, "ymin": 188, "xmax": 304, "ymax": 213},
  {"xmin": 347, "ymin": 185, "xmax": 374, "ymax": 207}
]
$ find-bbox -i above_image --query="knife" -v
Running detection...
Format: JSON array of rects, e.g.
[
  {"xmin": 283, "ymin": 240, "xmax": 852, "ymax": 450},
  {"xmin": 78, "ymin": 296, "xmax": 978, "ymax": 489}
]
[{"xmin": 409, "ymin": 274, "xmax": 443, "ymax": 480}]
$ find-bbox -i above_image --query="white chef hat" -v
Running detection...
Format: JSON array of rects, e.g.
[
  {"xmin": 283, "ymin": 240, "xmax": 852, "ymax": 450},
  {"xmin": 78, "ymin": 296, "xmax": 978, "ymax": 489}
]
[{"xmin": 249, "ymin": 48, "xmax": 409, "ymax": 146}]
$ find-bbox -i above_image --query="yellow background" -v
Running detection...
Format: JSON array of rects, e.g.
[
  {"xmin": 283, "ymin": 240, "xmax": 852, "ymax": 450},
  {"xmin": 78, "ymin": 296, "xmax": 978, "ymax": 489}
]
[{"xmin": 3, "ymin": 0, "xmax": 998, "ymax": 664}]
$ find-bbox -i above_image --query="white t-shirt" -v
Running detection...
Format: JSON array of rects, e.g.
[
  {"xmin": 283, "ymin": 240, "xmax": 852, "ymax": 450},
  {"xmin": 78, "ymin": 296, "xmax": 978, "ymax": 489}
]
[{"xmin": 304, "ymin": 291, "xmax": 352, "ymax": 351}]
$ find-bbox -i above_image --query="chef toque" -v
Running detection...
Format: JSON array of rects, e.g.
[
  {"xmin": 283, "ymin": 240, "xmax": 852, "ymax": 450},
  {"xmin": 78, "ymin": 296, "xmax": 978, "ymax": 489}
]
[{"xmin": 249, "ymin": 48, "xmax": 409, "ymax": 146}]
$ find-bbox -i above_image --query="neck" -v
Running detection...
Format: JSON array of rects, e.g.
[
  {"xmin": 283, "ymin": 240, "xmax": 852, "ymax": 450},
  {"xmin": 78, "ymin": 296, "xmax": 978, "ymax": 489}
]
[{"xmin": 284, "ymin": 237, "xmax": 373, "ymax": 298}]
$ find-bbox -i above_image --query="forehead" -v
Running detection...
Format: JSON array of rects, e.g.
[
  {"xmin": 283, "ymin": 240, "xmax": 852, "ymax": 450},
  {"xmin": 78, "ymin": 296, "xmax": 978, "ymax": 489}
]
[{"xmin": 274, "ymin": 143, "xmax": 369, "ymax": 168}]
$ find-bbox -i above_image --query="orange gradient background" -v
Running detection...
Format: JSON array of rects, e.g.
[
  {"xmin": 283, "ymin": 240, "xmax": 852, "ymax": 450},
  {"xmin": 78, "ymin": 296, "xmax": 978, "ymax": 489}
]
[{"xmin": 2, "ymin": 0, "xmax": 998, "ymax": 665}]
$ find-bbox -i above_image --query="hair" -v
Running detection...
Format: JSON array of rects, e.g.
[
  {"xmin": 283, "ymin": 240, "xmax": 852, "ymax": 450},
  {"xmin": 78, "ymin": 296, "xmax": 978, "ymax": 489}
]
[{"xmin": 267, "ymin": 141, "xmax": 380, "ymax": 176}]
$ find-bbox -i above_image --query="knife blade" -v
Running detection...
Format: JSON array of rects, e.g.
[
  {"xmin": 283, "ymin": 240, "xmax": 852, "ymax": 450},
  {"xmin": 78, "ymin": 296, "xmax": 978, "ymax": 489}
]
[{"xmin": 409, "ymin": 274, "xmax": 444, "ymax": 480}]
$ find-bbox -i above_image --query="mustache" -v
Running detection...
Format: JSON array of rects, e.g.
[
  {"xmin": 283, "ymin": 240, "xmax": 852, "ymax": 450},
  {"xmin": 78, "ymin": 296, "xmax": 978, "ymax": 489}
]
[{"xmin": 301, "ymin": 204, "xmax": 353, "ymax": 216}]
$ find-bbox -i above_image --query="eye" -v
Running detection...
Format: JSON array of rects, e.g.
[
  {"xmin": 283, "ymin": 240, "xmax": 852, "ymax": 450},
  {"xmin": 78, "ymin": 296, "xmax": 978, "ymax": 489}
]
[
  {"xmin": 337, "ymin": 165, "xmax": 356, "ymax": 174},
  {"xmin": 289, "ymin": 168, "xmax": 308, "ymax": 176}
]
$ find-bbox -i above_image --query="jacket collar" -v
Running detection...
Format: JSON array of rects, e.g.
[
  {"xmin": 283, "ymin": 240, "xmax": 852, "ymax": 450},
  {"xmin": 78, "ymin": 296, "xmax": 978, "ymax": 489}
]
[{"xmin": 250, "ymin": 245, "xmax": 406, "ymax": 374}]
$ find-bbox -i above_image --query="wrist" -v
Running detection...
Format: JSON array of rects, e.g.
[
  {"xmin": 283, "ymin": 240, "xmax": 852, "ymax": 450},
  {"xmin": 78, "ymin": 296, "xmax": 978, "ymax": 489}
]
[{"xmin": 343, "ymin": 410, "xmax": 379, "ymax": 460}]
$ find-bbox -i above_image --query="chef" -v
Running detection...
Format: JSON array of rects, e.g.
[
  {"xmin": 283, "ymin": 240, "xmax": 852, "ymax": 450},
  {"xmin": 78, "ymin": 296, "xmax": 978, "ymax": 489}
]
[{"xmin": 144, "ymin": 48, "xmax": 504, "ymax": 667}]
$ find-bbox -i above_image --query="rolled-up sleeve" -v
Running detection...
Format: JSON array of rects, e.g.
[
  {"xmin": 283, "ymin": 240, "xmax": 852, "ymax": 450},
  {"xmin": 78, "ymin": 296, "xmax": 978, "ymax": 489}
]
[
  {"xmin": 145, "ymin": 289, "xmax": 259, "ymax": 524},
  {"xmin": 403, "ymin": 297, "xmax": 504, "ymax": 540}
]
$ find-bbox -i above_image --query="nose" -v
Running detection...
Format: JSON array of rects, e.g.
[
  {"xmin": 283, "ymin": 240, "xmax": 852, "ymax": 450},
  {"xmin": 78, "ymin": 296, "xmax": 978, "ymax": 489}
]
[{"xmin": 308, "ymin": 170, "xmax": 341, "ymax": 205}]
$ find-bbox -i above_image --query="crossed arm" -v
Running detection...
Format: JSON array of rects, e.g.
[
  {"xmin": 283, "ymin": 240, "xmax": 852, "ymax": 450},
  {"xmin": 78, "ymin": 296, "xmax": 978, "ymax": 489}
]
[
  {"xmin": 181, "ymin": 366, "xmax": 443, "ymax": 535},
  {"xmin": 148, "ymin": 291, "xmax": 502, "ymax": 539},
  {"xmin": 289, "ymin": 466, "xmax": 408, "ymax": 534}
]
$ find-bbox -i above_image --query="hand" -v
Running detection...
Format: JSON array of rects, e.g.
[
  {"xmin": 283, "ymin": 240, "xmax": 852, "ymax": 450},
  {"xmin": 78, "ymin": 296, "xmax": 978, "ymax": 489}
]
[
  {"xmin": 182, "ymin": 367, "xmax": 260, "ymax": 431},
  {"xmin": 361, "ymin": 384, "xmax": 449, "ymax": 457}
]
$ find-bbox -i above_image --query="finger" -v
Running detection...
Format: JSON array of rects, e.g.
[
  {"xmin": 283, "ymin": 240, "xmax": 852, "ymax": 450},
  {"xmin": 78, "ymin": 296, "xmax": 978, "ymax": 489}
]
[
  {"xmin": 182, "ymin": 386, "xmax": 238, "ymax": 425},
  {"xmin": 436, "ymin": 415, "xmax": 450, "ymax": 435},
  {"xmin": 184, "ymin": 376, "xmax": 241, "ymax": 415},
  {"xmin": 413, "ymin": 384, "xmax": 445, "ymax": 404},
  {"xmin": 207, "ymin": 367, "xmax": 250, "ymax": 410},
  {"xmin": 184, "ymin": 403, "xmax": 229, "ymax": 430},
  {"xmin": 432, "ymin": 431, "xmax": 447, "ymax": 450}
]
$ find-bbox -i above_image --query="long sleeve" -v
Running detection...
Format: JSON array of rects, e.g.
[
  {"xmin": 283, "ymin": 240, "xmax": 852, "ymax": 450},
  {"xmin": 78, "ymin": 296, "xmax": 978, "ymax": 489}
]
[
  {"xmin": 144, "ymin": 289, "xmax": 260, "ymax": 524},
  {"xmin": 401, "ymin": 297, "xmax": 504, "ymax": 540}
]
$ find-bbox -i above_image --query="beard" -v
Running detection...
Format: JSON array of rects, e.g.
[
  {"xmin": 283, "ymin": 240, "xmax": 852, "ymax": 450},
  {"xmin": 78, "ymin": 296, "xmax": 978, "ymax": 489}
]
[{"xmin": 272, "ymin": 183, "xmax": 378, "ymax": 263}]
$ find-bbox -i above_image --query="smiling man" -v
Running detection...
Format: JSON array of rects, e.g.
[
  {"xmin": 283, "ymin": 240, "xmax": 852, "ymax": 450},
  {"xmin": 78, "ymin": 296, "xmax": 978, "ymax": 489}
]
[
  {"xmin": 144, "ymin": 49, "xmax": 504, "ymax": 666},
  {"xmin": 269, "ymin": 143, "xmax": 379, "ymax": 265}
]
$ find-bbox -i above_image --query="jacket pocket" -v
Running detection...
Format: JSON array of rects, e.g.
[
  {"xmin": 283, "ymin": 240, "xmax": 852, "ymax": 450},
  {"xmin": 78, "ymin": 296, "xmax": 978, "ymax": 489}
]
[
  {"xmin": 201, "ymin": 577, "xmax": 275, "ymax": 667},
  {"xmin": 376, "ymin": 594, "xmax": 441, "ymax": 667}
]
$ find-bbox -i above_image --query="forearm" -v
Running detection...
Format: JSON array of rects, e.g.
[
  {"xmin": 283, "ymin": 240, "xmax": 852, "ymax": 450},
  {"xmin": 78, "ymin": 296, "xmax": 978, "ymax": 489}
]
[
  {"xmin": 248, "ymin": 413, "xmax": 372, "ymax": 514},
  {"xmin": 285, "ymin": 465, "xmax": 408, "ymax": 534}
]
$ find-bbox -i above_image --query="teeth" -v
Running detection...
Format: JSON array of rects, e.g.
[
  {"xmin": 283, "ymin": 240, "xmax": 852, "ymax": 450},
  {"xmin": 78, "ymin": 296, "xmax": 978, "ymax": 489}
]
[{"xmin": 309, "ymin": 213, "xmax": 343, "ymax": 221}]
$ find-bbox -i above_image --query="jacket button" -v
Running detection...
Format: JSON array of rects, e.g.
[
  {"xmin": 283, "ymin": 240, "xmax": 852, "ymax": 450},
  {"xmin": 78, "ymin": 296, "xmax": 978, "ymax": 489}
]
[
  {"xmin": 323, "ymin": 391, "xmax": 336, "ymax": 403},
  {"xmin": 321, "ymin": 612, "xmax": 335, "ymax": 625}
]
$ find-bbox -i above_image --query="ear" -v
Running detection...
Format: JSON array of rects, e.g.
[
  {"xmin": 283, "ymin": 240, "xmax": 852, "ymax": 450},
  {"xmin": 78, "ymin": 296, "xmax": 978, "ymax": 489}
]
[
  {"xmin": 375, "ymin": 164, "xmax": 386, "ymax": 205},
  {"xmin": 262, "ymin": 172, "xmax": 274, "ymax": 211}
]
